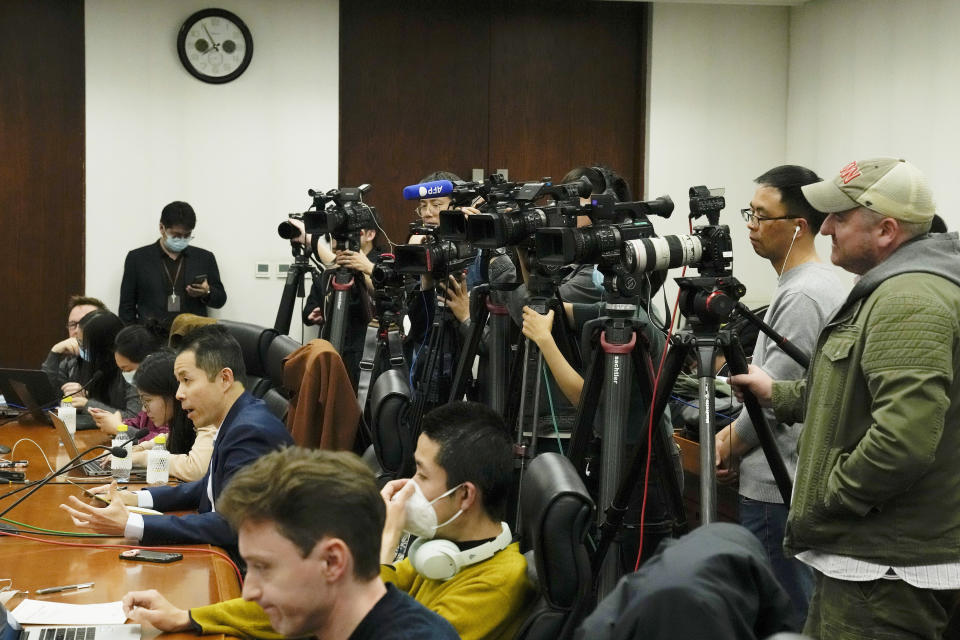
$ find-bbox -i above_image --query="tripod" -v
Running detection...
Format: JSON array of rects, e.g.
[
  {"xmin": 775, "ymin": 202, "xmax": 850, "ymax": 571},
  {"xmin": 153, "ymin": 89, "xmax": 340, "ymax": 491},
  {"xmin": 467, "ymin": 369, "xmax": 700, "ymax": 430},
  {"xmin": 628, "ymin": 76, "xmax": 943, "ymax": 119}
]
[
  {"xmin": 565, "ymin": 299, "xmax": 689, "ymax": 598},
  {"xmin": 585, "ymin": 274, "xmax": 796, "ymax": 598},
  {"xmin": 274, "ymin": 242, "xmax": 324, "ymax": 335},
  {"xmin": 404, "ymin": 280, "xmax": 465, "ymax": 472},
  {"xmin": 447, "ymin": 283, "xmax": 513, "ymax": 414}
]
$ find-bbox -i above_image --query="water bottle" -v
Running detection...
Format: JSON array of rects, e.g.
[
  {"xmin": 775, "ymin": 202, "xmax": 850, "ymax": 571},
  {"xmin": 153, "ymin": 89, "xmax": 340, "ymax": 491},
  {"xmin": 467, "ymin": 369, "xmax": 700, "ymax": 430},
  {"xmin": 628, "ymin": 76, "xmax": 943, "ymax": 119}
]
[
  {"xmin": 111, "ymin": 424, "xmax": 132, "ymax": 483},
  {"xmin": 59, "ymin": 396, "xmax": 76, "ymax": 436},
  {"xmin": 146, "ymin": 434, "xmax": 170, "ymax": 485}
]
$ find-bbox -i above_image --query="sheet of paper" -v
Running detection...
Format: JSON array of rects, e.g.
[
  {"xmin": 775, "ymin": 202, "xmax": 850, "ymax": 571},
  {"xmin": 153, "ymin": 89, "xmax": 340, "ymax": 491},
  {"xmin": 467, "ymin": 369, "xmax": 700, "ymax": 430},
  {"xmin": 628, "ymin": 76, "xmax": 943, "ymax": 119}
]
[{"xmin": 12, "ymin": 599, "xmax": 127, "ymax": 625}]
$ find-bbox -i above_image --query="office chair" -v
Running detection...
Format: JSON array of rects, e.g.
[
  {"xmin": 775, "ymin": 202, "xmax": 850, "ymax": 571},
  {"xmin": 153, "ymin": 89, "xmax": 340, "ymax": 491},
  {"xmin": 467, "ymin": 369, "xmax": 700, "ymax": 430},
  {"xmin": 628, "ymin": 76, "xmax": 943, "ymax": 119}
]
[
  {"xmin": 265, "ymin": 334, "xmax": 302, "ymax": 397},
  {"xmin": 515, "ymin": 452, "xmax": 595, "ymax": 640},
  {"xmin": 217, "ymin": 319, "xmax": 278, "ymax": 397}
]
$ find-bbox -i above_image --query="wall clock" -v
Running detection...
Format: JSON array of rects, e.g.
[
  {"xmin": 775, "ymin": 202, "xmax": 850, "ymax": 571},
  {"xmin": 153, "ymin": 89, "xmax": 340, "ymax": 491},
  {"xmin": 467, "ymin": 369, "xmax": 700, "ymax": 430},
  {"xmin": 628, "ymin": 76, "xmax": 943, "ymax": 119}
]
[{"xmin": 177, "ymin": 8, "xmax": 253, "ymax": 84}]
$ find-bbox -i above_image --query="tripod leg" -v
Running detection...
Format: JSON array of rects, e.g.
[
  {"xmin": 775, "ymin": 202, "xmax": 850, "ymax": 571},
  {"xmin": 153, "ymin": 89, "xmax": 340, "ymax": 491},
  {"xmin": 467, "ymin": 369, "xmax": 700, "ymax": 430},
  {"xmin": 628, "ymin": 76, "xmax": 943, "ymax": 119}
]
[
  {"xmin": 567, "ymin": 327, "xmax": 604, "ymax": 473},
  {"xmin": 449, "ymin": 288, "xmax": 489, "ymax": 403},
  {"xmin": 486, "ymin": 303, "xmax": 511, "ymax": 415},
  {"xmin": 694, "ymin": 341, "xmax": 720, "ymax": 524},
  {"xmin": 274, "ymin": 266, "xmax": 308, "ymax": 334},
  {"xmin": 721, "ymin": 333, "xmax": 793, "ymax": 506},
  {"xmin": 591, "ymin": 336, "xmax": 691, "ymax": 583},
  {"xmin": 630, "ymin": 346, "xmax": 688, "ymax": 534},
  {"xmin": 327, "ymin": 270, "xmax": 354, "ymax": 354}
]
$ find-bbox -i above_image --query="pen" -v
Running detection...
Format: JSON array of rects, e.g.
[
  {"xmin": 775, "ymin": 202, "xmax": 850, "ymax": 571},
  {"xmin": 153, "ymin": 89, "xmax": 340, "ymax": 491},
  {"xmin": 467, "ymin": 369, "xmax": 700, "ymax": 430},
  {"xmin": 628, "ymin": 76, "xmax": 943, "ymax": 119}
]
[{"xmin": 34, "ymin": 582, "xmax": 94, "ymax": 595}]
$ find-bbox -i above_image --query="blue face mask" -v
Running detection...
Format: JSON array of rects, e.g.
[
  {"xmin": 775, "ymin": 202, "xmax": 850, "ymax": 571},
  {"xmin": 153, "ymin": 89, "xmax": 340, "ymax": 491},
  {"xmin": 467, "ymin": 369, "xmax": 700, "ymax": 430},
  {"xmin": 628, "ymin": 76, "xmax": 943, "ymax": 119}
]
[
  {"xmin": 78, "ymin": 347, "xmax": 90, "ymax": 361},
  {"xmin": 591, "ymin": 265, "xmax": 604, "ymax": 291},
  {"xmin": 164, "ymin": 235, "xmax": 190, "ymax": 253}
]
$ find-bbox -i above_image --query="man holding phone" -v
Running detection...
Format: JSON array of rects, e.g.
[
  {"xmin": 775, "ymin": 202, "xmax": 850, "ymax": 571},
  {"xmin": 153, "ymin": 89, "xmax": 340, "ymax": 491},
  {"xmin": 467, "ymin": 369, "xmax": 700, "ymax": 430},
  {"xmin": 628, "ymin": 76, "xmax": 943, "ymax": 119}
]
[{"xmin": 119, "ymin": 201, "xmax": 227, "ymax": 326}]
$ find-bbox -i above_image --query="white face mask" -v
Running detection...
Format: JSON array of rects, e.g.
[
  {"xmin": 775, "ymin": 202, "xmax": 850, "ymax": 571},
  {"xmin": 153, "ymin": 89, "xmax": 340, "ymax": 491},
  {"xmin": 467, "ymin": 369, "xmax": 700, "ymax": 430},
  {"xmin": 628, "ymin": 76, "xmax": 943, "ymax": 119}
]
[
  {"xmin": 402, "ymin": 480, "xmax": 464, "ymax": 539},
  {"xmin": 122, "ymin": 370, "xmax": 136, "ymax": 384}
]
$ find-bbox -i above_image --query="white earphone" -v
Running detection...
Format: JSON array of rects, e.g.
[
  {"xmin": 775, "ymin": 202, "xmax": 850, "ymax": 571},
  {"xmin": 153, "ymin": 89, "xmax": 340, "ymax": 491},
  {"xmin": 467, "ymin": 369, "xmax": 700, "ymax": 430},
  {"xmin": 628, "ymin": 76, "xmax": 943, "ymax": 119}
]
[{"xmin": 408, "ymin": 522, "xmax": 512, "ymax": 581}]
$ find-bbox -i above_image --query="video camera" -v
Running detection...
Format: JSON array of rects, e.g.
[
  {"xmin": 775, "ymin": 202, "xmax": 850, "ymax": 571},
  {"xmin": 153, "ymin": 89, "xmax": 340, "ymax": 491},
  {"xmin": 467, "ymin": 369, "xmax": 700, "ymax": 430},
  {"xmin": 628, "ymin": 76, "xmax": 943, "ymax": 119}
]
[
  {"xmin": 393, "ymin": 224, "xmax": 478, "ymax": 278},
  {"xmin": 278, "ymin": 184, "xmax": 378, "ymax": 249},
  {"xmin": 535, "ymin": 193, "xmax": 673, "ymax": 267},
  {"xmin": 464, "ymin": 177, "xmax": 593, "ymax": 249},
  {"xmin": 370, "ymin": 253, "xmax": 407, "ymax": 318}
]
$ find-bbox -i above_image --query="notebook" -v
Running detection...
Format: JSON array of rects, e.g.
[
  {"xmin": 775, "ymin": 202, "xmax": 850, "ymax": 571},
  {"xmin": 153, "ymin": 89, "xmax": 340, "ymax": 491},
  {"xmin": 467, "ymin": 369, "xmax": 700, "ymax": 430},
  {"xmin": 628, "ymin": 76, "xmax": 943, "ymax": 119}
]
[{"xmin": 1, "ymin": 600, "xmax": 140, "ymax": 640}]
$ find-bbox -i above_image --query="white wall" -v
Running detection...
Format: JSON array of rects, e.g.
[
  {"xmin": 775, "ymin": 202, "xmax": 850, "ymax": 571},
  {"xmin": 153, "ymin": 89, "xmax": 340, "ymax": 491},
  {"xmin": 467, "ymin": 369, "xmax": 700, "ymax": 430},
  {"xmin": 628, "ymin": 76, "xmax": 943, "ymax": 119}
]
[
  {"xmin": 647, "ymin": 2, "xmax": 795, "ymax": 309},
  {"xmin": 787, "ymin": 0, "xmax": 960, "ymax": 231},
  {"xmin": 85, "ymin": 0, "xmax": 338, "ymax": 334}
]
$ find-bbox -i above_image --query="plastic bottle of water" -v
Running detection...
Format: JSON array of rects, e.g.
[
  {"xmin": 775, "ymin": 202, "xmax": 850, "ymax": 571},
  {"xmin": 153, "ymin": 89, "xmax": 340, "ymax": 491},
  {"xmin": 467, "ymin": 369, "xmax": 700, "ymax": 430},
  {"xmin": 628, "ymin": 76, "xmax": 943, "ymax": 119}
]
[
  {"xmin": 111, "ymin": 424, "xmax": 132, "ymax": 483},
  {"xmin": 146, "ymin": 434, "xmax": 170, "ymax": 485},
  {"xmin": 59, "ymin": 396, "xmax": 76, "ymax": 436}
]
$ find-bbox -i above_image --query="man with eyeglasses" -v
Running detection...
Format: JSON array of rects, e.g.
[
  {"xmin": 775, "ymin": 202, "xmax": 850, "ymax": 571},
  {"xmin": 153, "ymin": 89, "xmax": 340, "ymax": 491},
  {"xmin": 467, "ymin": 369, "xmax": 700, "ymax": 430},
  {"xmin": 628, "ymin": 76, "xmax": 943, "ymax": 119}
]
[
  {"xmin": 715, "ymin": 165, "xmax": 847, "ymax": 631},
  {"xmin": 119, "ymin": 201, "xmax": 227, "ymax": 326}
]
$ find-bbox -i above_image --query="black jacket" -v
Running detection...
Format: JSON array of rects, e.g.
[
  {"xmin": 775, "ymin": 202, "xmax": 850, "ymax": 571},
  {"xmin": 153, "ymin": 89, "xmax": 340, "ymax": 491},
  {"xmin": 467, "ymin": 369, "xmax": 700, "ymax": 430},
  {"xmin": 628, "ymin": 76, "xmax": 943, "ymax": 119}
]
[
  {"xmin": 576, "ymin": 523, "xmax": 793, "ymax": 640},
  {"xmin": 119, "ymin": 241, "xmax": 226, "ymax": 325}
]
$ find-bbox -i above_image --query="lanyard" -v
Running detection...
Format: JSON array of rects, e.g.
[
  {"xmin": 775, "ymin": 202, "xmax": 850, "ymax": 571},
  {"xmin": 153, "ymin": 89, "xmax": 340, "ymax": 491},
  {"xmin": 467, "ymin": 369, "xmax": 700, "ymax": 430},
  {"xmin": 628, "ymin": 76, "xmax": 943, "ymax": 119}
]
[{"xmin": 162, "ymin": 257, "xmax": 184, "ymax": 294}]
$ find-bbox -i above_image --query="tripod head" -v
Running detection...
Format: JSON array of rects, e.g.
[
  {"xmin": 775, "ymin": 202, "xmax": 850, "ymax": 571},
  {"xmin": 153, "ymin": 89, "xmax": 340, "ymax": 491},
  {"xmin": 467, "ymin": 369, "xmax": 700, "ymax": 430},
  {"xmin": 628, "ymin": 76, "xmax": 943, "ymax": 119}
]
[{"xmin": 674, "ymin": 275, "xmax": 746, "ymax": 332}]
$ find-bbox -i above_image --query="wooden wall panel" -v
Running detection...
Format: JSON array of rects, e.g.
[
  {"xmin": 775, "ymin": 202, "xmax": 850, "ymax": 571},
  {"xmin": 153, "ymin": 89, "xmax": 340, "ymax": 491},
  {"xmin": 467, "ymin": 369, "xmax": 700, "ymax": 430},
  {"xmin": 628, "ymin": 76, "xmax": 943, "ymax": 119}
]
[
  {"xmin": 0, "ymin": 0, "xmax": 85, "ymax": 367},
  {"xmin": 340, "ymin": 0, "xmax": 648, "ymax": 248},
  {"xmin": 339, "ymin": 0, "xmax": 490, "ymax": 245},
  {"xmin": 487, "ymin": 1, "xmax": 647, "ymax": 195}
]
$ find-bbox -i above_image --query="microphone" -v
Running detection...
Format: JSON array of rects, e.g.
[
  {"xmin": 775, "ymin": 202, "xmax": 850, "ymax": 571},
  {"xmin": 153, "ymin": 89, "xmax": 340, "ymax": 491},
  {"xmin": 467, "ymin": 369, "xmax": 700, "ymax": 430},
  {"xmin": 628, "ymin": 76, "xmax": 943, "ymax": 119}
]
[
  {"xmin": 403, "ymin": 180, "xmax": 454, "ymax": 200},
  {"xmin": 58, "ymin": 370, "xmax": 103, "ymax": 403},
  {"xmin": 125, "ymin": 427, "xmax": 149, "ymax": 445},
  {"xmin": 0, "ymin": 443, "xmax": 126, "ymax": 521}
]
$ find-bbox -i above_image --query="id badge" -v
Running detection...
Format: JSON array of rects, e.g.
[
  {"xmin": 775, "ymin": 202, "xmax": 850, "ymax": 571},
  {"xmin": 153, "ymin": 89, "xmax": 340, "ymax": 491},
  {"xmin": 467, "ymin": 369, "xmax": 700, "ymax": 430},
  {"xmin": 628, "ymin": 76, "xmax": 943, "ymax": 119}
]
[{"xmin": 167, "ymin": 293, "xmax": 181, "ymax": 312}]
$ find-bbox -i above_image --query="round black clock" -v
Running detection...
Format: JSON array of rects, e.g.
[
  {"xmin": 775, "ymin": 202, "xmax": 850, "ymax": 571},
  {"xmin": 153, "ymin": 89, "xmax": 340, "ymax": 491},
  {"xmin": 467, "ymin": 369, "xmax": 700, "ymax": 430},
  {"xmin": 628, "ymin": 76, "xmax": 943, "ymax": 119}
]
[{"xmin": 177, "ymin": 8, "xmax": 253, "ymax": 84}]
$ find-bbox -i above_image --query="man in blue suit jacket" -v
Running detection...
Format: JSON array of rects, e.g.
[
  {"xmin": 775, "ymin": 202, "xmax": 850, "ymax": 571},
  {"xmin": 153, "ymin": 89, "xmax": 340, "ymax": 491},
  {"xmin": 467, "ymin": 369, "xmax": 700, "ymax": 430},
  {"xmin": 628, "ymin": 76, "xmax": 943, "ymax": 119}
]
[{"xmin": 61, "ymin": 325, "xmax": 293, "ymax": 556}]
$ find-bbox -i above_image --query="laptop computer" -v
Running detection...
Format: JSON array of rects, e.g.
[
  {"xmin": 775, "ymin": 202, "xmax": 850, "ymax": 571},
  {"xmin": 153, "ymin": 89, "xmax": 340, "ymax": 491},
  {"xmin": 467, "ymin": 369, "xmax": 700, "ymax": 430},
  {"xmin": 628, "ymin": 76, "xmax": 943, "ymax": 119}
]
[
  {"xmin": 51, "ymin": 413, "xmax": 146, "ymax": 480},
  {"xmin": 1, "ymin": 599, "xmax": 140, "ymax": 640},
  {"xmin": 0, "ymin": 370, "xmax": 58, "ymax": 425},
  {"xmin": 0, "ymin": 369, "xmax": 94, "ymax": 430},
  {"xmin": 50, "ymin": 412, "xmax": 111, "ymax": 478}
]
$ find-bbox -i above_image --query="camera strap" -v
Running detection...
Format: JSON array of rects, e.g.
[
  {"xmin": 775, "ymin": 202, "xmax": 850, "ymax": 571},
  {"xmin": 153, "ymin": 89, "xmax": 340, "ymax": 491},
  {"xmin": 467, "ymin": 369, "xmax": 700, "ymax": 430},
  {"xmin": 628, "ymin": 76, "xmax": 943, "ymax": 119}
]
[{"xmin": 356, "ymin": 323, "xmax": 407, "ymax": 413}]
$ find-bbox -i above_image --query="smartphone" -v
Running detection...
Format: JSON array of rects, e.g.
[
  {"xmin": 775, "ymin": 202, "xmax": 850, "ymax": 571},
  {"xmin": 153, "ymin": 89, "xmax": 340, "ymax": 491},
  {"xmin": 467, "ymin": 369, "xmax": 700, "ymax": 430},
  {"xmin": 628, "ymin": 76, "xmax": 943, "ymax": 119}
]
[
  {"xmin": 119, "ymin": 549, "xmax": 183, "ymax": 563},
  {"xmin": 0, "ymin": 470, "xmax": 24, "ymax": 482},
  {"xmin": 0, "ymin": 460, "xmax": 27, "ymax": 468},
  {"xmin": 192, "ymin": 274, "xmax": 208, "ymax": 285}
]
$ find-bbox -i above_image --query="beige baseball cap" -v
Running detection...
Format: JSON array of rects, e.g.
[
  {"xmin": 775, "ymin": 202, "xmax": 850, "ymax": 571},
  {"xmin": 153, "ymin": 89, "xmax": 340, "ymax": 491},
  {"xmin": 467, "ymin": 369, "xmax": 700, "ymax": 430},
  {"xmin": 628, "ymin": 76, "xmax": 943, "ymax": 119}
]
[{"xmin": 801, "ymin": 157, "xmax": 935, "ymax": 223}]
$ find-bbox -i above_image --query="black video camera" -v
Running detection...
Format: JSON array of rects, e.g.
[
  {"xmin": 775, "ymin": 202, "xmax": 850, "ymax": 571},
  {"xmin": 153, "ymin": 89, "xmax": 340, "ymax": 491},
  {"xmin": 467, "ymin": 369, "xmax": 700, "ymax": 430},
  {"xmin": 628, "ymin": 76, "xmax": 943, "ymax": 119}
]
[
  {"xmin": 535, "ymin": 193, "xmax": 673, "ymax": 268},
  {"xmin": 278, "ymin": 184, "xmax": 378, "ymax": 249},
  {"xmin": 464, "ymin": 177, "xmax": 593, "ymax": 249},
  {"xmin": 393, "ymin": 225, "xmax": 477, "ymax": 278}
]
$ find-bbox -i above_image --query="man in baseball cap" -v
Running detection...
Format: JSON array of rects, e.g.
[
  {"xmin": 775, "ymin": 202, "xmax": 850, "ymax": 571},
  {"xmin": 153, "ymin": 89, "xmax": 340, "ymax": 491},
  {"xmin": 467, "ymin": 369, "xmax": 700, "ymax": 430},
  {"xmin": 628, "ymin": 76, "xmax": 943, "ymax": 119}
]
[{"xmin": 731, "ymin": 157, "xmax": 960, "ymax": 638}]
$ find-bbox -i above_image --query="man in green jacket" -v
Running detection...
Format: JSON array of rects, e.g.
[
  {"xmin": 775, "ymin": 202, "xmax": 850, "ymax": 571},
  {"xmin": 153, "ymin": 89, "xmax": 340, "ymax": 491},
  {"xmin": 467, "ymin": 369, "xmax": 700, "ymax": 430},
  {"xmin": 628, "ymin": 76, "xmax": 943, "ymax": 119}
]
[{"xmin": 731, "ymin": 157, "xmax": 960, "ymax": 639}]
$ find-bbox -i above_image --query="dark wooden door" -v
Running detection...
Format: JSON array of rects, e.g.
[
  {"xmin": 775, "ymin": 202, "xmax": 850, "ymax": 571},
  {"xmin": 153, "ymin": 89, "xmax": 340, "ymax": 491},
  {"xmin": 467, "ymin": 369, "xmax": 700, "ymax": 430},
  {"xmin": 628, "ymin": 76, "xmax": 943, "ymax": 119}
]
[
  {"xmin": 487, "ymin": 1, "xmax": 647, "ymax": 199},
  {"xmin": 339, "ymin": 0, "xmax": 491, "ymax": 246},
  {"xmin": 339, "ymin": 0, "xmax": 648, "ymax": 245},
  {"xmin": 0, "ymin": 0, "xmax": 85, "ymax": 367}
]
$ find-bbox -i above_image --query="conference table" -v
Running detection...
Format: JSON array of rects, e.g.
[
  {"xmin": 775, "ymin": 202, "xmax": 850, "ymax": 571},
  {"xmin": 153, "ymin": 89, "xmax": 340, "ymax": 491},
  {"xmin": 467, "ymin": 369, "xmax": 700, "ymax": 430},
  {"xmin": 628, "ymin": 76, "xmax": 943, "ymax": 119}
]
[{"xmin": 0, "ymin": 419, "xmax": 241, "ymax": 640}]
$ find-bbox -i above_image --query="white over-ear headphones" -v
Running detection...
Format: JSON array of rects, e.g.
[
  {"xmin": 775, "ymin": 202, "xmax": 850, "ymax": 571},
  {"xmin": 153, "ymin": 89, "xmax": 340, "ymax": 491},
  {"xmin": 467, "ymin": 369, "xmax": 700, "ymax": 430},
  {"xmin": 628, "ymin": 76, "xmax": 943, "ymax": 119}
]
[{"xmin": 408, "ymin": 522, "xmax": 512, "ymax": 581}]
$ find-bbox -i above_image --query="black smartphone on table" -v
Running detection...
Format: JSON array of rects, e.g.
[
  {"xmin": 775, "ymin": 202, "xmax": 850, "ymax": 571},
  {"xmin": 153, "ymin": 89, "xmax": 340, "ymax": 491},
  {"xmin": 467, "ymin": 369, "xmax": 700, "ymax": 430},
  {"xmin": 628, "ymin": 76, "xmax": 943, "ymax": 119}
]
[{"xmin": 119, "ymin": 549, "xmax": 183, "ymax": 563}]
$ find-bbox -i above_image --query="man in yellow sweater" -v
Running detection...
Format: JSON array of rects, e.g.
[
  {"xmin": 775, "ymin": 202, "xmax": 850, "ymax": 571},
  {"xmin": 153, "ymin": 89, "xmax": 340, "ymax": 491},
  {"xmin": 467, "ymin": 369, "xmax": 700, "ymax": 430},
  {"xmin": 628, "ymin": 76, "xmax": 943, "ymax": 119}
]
[
  {"xmin": 378, "ymin": 401, "xmax": 535, "ymax": 640},
  {"xmin": 120, "ymin": 402, "xmax": 535, "ymax": 640}
]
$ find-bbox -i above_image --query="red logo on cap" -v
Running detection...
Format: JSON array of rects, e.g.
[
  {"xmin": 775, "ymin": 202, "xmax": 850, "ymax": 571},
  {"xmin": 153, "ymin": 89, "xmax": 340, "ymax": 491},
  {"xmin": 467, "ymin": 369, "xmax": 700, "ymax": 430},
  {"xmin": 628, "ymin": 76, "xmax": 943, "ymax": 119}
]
[{"xmin": 839, "ymin": 161, "xmax": 862, "ymax": 184}]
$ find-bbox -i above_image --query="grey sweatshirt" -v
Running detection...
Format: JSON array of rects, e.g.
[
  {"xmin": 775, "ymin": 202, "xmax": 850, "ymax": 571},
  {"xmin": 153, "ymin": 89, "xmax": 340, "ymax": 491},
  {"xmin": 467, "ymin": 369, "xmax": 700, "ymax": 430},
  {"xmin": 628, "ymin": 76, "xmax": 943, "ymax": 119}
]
[{"xmin": 734, "ymin": 261, "xmax": 848, "ymax": 503}]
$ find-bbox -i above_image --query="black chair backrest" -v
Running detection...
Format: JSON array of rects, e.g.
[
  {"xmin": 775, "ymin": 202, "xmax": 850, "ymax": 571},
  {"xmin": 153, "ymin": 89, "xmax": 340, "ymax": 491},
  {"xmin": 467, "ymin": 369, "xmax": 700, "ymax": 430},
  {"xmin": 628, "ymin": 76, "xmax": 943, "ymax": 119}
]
[
  {"xmin": 260, "ymin": 387, "xmax": 290, "ymax": 423},
  {"xmin": 516, "ymin": 452, "xmax": 595, "ymax": 640},
  {"xmin": 265, "ymin": 334, "xmax": 301, "ymax": 396},
  {"xmin": 217, "ymin": 319, "xmax": 278, "ymax": 396}
]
